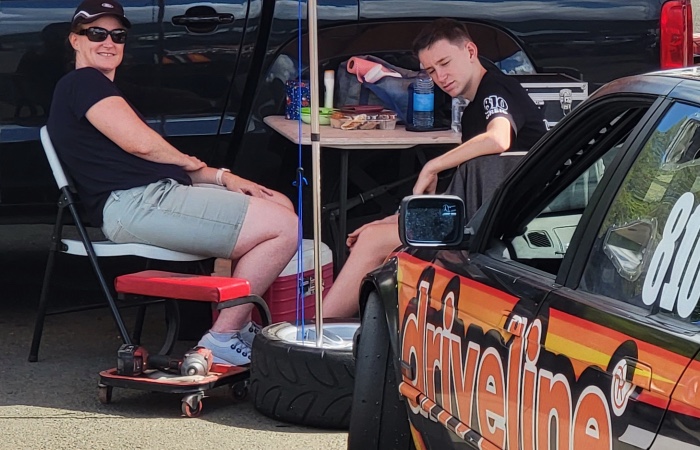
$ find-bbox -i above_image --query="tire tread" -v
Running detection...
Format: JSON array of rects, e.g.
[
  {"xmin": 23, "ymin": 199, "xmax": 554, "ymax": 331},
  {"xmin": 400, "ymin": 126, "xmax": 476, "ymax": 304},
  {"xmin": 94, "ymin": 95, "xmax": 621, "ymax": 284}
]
[{"xmin": 250, "ymin": 325, "xmax": 356, "ymax": 429}]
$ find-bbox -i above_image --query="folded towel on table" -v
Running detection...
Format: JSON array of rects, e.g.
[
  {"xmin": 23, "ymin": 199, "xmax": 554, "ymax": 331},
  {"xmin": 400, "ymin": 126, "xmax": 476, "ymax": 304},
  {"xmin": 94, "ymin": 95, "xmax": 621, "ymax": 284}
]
[{"xmin": 347, "ymin": 56, "xmax": 402, "ymax": 83}]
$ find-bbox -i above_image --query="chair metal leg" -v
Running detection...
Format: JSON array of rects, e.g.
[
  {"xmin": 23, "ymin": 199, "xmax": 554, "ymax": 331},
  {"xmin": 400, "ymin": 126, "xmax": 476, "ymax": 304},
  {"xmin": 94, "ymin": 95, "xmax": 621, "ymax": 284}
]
[
  {"xmin": 69, "ymin": 203, "xmax": 132, "ymax": 345},
  {"xmin": 28, "ymin": 248, "xmax": 58, "ymax": 362},
  {"xmin": 156, "ymin": 300, "xmax": 180, "ymax": 355},
  {"xmin": 131, "ymin": 304, "xmax": 147, "ymax": 345}
]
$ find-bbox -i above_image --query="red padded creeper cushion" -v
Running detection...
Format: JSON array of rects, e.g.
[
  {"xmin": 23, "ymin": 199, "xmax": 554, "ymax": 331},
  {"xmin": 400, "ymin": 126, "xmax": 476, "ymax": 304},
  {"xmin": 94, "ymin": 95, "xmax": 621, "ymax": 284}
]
[{"xmin": 115, "ymin": 270, "xmax": 251, "ymax": 303}]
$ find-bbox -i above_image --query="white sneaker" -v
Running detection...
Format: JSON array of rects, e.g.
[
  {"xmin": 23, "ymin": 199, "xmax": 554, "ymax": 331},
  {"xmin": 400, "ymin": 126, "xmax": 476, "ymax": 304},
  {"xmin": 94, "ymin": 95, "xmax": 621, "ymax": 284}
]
[
  {"xmin": 240, "ymin": 321, "xmax": 261, "ymax": 347},
  {"xmin": 198, "ymin": 332, "xmax": 252, "ymax": 366}
]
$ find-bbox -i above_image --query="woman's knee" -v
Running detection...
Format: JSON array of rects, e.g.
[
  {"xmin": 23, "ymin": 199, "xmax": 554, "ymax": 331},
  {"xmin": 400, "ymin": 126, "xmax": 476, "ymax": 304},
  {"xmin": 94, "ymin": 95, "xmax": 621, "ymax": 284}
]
[
  {"xmin": 260, "ymin": 200, "xmax": 298, "ymax": 245},
  {"xmin": 267, "ymin": 190, "xmax": 294, "ymax": 211},
  {"xmin": 234, "ymin": 199, "xmax": 296, "ymax": 247},
  {"xmin": 277, "ymin": 207, "xmax": 298, "ymax": 245}
]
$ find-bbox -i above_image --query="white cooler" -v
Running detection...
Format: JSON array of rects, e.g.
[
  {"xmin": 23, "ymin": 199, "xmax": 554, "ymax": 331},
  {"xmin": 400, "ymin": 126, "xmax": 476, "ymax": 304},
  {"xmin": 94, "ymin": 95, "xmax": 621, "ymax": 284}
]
[{"xmin": 257, "ymin": 239, "xmax": 334, "ymax": 324}]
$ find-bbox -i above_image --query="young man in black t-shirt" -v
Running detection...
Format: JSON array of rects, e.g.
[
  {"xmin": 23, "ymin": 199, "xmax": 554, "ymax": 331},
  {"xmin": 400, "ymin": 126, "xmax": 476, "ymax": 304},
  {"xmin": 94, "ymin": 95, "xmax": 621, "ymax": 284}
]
[
  {"xmin": 413, "ymin": 18, "xmax": 547, "ymax": 218},
  {"xmin": 322, "ymin": 18, "xmax": 546, "ymax": 318}
]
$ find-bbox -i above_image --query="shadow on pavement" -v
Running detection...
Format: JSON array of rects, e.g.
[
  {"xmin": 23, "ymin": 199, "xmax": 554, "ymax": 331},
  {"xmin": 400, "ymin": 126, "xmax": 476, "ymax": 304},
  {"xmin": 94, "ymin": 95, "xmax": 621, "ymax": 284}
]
[{"xmin": 0, "ymin": 225, "xmax": 344, "ymax": 437}]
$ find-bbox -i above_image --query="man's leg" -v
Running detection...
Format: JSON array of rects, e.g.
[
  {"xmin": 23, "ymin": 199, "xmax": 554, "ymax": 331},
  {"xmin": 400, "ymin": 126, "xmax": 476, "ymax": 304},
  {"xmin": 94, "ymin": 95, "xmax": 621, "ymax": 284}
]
[{"xmin": 321, "ymin": 223, "xmax": 401, "ymax": 318}]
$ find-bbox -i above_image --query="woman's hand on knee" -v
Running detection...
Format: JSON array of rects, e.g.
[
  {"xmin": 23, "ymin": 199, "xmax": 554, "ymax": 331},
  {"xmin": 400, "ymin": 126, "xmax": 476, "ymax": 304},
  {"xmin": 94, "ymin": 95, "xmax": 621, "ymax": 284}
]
[
  {"xmin": 225, "ymin": 175, "xmax": 272, "ymax": 198},
  {"xmin": 223, "ymin": 174, "xmax": 294, "ymax": 211}
]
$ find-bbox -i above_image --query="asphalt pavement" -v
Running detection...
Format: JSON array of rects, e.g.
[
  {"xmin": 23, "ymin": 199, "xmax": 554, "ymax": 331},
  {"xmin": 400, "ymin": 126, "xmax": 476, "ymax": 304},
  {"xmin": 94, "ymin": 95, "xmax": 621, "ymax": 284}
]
[{"xmin": 0, "ymin": 225, "xmax": 347, "ymax": 450}]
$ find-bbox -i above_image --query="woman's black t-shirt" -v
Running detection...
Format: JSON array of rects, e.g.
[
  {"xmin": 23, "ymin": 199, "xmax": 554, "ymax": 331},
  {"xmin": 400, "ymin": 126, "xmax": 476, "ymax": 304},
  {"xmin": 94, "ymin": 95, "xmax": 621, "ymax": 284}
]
[{"xmin": 47, "ymin": 67, "xmax": 191, "ymax": 226}]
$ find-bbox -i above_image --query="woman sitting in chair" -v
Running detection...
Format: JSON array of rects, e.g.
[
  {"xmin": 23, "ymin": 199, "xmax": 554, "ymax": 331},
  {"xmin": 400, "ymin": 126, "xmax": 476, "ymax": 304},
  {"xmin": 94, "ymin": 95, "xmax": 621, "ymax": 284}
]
[{"xmin": 46, "ymin": 0, "xmax": 298, "ymax": 366}]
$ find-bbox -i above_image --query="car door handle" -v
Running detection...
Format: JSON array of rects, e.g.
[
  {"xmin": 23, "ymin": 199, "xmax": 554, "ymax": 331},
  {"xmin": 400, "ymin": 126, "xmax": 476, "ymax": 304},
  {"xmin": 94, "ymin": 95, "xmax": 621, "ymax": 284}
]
[
  {"xmin": 501, "ymin": 312, "xmax": 527, "ymax": 337},
  {"xmin": 620, "ymin": 357, "xmax": 652, "ymax": 391},
  {"xmin": 172, "ymin": 13, "xmax": 234, "ymax": 26},
  {"xmin": 609, "ymin": 356, "xmax": 652, "ymax": 391}
]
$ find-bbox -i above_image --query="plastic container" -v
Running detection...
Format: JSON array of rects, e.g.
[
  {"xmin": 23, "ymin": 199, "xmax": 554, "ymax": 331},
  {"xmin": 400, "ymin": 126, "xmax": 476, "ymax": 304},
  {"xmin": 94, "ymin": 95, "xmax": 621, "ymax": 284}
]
[
  {"xmin": 284, "ymin": 79, "xmax": 310, "ymax": 120},
  {"xmin": 451, "ymin": 97, "xmax": 468, "ymax": 133},
  {"xmin": 300, "ymin": 106, "xmax": 335, "ymax": 125},
  {"xmin": 330, "ymin": 110, "xmax": 398, "ymax": 130},
  {"xmin": 324, "ymin": 70, "xmax": 335, "ymax": 109},
  {"xmin": 406, "ymin": 83, "xmax": 414, "ymax": 125},
  {"xmin": 412, "ymin": 69, "xmax": 434, "ymax": 128},
  {"xmin": 256, "ymin": 240, "xmax": 334, "ymax": 324}
]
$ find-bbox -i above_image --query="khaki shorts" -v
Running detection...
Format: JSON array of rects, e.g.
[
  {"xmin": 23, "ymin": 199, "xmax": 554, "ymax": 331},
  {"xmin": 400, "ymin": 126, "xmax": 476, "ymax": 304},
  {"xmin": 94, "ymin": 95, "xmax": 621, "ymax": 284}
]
[{"xmin": 102, "ymin": 179, "xmax": 249, "ymax": 259}]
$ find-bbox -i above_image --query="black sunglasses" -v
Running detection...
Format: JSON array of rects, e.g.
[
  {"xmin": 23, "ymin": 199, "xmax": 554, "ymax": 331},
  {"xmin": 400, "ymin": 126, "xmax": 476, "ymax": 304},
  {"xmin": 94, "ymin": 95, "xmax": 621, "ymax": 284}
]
[{"xmin": 77, "ymin": 27, "xmax": 128, "ymax": 44}]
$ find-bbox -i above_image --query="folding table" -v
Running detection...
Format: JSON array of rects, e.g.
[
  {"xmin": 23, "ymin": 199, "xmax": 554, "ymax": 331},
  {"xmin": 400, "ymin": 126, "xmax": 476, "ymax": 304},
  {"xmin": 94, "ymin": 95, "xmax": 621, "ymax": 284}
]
[{"xmin": 264, "ymin": 116, "xmax": 460, "ymax": 268}]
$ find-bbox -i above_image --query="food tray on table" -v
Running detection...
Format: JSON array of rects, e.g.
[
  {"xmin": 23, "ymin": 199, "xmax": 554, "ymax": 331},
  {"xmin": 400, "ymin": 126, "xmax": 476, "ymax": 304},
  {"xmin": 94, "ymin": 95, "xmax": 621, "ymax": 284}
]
[{"xmin": 330, "ymin": 110, "xmax": 398, "ymax": 130}]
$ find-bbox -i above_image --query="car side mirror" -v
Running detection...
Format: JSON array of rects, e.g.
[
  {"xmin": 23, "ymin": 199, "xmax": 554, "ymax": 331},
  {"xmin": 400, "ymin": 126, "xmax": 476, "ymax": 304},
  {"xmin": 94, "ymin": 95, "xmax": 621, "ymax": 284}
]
[
  {"xmin": 399, "ymin": 195, "xmax": 466, "ymax": 248},
  {"xmin": 603, "ymin": 219, "xmax": 656, "ymax": 282}
]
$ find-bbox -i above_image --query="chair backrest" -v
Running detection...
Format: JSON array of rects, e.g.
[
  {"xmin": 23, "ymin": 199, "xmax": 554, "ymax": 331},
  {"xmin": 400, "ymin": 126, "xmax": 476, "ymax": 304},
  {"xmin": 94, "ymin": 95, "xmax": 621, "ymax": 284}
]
[{"xmin": 40, "ymin": 126, "xmax": 69, "ymax": 190}]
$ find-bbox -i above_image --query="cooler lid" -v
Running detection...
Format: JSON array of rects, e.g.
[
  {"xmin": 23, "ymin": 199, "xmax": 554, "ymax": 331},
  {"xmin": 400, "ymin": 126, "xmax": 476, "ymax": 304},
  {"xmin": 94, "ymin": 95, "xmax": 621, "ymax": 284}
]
[{"xmin": 279, "ymin": 239, "xmax": 334, "ymax": 277}]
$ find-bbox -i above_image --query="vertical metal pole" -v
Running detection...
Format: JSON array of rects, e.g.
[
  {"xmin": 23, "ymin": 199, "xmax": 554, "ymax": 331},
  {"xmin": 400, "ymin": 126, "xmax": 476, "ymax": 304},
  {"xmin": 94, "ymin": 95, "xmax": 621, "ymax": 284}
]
[{"xmin": 307, "ymin": 0, "xmax": 324, "ymax": 347}]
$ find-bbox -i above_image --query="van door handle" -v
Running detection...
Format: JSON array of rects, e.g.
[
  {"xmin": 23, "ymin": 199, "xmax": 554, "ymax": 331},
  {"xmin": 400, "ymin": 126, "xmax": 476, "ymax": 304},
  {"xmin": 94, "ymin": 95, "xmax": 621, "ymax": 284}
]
[{"xmin": 172, "ymin": 13, "xmax": 234, "ymax": 26}]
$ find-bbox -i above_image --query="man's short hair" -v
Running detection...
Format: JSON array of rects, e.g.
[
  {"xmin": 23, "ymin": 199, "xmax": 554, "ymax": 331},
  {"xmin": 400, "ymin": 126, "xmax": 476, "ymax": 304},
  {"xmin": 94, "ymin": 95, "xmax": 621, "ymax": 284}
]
[{"xmin": 413, "ymin": 18, "xmax": 473, "ymax": 55}]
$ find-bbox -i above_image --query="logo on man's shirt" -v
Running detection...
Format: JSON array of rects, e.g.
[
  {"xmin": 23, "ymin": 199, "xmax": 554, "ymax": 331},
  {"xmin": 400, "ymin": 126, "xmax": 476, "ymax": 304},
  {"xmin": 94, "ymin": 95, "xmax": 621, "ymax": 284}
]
[{"xmin": 483, "ymin": 95, "xmax": 509, "ymax": 120}]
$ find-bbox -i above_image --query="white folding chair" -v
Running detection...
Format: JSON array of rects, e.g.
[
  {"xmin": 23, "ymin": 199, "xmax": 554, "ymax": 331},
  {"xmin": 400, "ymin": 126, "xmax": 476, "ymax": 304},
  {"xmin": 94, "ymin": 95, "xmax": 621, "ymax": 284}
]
[{"xmin": 29, "ymin": 126, "xmax": 210, "ymax": 362}]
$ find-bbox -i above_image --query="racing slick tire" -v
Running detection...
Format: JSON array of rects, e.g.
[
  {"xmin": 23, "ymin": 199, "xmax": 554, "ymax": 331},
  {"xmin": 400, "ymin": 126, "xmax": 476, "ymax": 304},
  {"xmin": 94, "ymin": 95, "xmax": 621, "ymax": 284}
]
[
  {"xmin": 348, "ymin": 291, "xmax": 415, "ymax": 450},
  {"xmin": 250, "ymin": 320, "xmax": 358, "ymax": 429}
]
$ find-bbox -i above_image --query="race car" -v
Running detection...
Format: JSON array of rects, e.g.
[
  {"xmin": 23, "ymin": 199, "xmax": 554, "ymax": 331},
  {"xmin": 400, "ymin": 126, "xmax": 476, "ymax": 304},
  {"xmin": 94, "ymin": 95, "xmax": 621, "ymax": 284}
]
[{"xmin": 348, "ymin": 67, "xmax": 700, "ymax": 450}]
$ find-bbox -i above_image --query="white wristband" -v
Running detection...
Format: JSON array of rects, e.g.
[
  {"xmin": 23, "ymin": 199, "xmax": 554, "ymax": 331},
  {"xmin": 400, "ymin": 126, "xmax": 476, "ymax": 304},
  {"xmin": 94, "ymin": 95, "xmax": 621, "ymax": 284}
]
[{"xmin": 215, "ymin": 168, "xmax": 231, "ymax": 186}]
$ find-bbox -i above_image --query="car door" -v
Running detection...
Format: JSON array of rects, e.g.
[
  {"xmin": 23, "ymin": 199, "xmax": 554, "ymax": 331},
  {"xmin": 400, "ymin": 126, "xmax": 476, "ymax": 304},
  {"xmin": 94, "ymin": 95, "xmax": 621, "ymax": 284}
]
[
  {"xmin": 483, "ymin": 96, "xmax": 700, "ymax": 450},
  {"xmin": 397, "ymin": 96, "xmax": 661, "ymax": 449},
  {"xmin": 0, "ymin": 0, "xmax": 250, "ymax": 209},
  {"xmin": 477, "ymin": 97, "xmax": 663, "ymax": 450},
  {"xmin": 114, "ymin": 0, "xmax": 250, "ymax": 160},
  {"xmin": 539, "ymin": 100, "xmax": 700, "ymax": 449}
]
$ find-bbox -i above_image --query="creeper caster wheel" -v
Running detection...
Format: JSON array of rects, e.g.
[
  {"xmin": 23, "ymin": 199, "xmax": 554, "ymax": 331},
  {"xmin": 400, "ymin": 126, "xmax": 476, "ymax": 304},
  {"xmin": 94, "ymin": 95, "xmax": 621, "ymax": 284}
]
[
  {"xmin": 181, "ymin": 393, "xmax": 204, "ymax": 417},
  {"xmin": 97, "ymin": 384, "xmax": 113, "ymax": 404},
  {"xmin": 231, "ymin": 381, "xmax": 248, "ymax": 400}
]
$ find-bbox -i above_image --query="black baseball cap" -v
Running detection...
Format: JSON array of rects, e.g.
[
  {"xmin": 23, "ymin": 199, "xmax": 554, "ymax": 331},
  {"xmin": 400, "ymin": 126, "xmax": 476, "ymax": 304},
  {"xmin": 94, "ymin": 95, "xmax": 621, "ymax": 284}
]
[{"xmin": 72, "ymin": 0, "xmax": 132, "ymax": 29}]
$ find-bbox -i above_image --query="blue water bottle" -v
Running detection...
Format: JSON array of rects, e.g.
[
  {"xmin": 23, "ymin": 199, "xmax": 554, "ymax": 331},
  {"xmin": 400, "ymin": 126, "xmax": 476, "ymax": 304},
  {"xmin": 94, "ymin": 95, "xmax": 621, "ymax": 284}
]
[{"xmin": 412, "ymin": 69, "xmax": 434, "ymax": 128}]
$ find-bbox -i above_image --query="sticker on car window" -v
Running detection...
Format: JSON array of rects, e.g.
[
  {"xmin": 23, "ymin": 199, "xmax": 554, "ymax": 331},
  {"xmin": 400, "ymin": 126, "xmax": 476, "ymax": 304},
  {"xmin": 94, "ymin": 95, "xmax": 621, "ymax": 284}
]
[{"xmin": 643, "ymin": 192, "xmax": 700, "ymax": 318}]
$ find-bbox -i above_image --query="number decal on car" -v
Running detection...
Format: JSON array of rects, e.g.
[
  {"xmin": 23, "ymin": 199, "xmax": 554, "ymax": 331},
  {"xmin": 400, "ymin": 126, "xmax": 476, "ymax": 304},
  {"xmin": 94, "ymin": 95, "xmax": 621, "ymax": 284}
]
[{"xmin": 643, "ymin": 192, "xmax": 700, "ymax": 318}]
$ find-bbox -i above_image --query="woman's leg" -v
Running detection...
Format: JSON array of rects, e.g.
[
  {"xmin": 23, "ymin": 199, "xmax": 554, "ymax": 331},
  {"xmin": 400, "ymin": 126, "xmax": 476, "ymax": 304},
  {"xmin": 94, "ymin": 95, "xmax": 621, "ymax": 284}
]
[
  {"xmin": 102, "ymin": 181, "xmax": 298, "ymax": 334},
  {"xmin": 212, "ymin": 188, "xmax": 294, "ymax": 277},
  {"xmin": 211, "ymin": 195, "xmax": 298, "ymax": 332}
]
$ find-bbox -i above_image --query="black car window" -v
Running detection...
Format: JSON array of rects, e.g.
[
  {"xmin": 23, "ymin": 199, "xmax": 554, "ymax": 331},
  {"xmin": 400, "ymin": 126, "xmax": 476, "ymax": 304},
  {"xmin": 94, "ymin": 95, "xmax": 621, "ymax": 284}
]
[
  {"xmin": 580, "ymin": 102, "xmax": 700, "ymax": 325},
  {"xmin": 488, "ymin": 103, "xmax": 648, "ymax": 276},
  {"xmin": 504, "ymin": 146, "xmax": 619, "ymax": 275}
]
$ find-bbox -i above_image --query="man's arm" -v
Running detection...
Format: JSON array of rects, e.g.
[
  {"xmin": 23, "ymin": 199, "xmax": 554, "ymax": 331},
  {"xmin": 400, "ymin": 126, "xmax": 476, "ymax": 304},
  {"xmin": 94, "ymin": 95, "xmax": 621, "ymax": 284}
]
[
  {"xmin": 85, "ymin": 96, "xmax": 205, "ymax": 171},
  {"xmin": 413, "ymin": 116, "xmax": 512, "ymax": 194}
]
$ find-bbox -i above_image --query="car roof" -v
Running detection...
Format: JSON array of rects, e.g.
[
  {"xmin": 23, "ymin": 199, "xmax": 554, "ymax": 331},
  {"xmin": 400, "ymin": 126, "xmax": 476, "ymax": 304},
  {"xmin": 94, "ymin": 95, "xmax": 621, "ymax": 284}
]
[{"xmin": 590, "ymin": 67, "xmax": 700, "ymax": 104}]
